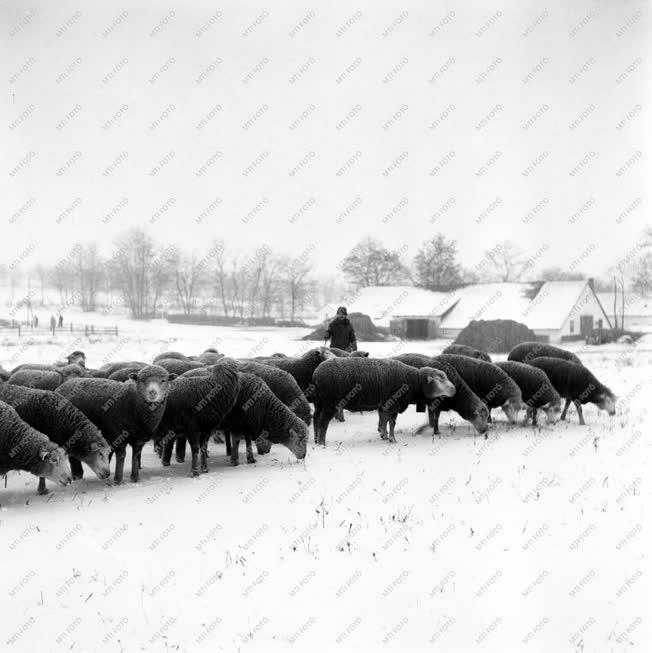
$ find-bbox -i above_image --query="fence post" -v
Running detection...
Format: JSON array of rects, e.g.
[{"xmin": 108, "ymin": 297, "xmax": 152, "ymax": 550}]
[
  {"xmin": 85, "ymin": 325, "xmax": 88, "ymax": 336},
  {"xmin": 18, "ymin": 325, "xmax": 21, "ymax": 337}
]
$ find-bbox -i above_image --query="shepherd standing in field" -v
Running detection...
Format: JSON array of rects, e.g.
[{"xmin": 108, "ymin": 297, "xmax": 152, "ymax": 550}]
[{"xmin": 324, "ymin": 306, "xmax": 357, "ymax": 352}]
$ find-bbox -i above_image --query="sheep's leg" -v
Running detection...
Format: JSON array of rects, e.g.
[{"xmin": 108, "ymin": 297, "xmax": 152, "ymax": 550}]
[
  {"xmin": 313, "ymin": 404, "xmax": 322, "ymax": 443},
  {"xmin": 175, "ymin": 436, "xmax": 187, "ymax": 463},
  {"xmin": 378, "ymin": 412, "xmax": 389, "ymax": 440},
  {"xmin": 113, "ymin": 447, "xmax": 127, "ymax": 484},
  {"xmin": 560, "ymin": 398, "xmax": 572, "ymax": 421},
  {"xmin": 245, "ymin": 436, "xmax": 256, "ymax": 464},
  {"xmin": 224, "ymin": 431, "xmax": 232, "ymax": 456},
  {"xmin": 316, "ymin": 407, "xmax": 335, "ymax": 446},
  {"xmin": 377, "ymin": 408, "xmax": 383, "ymax": 433},
  {"xmin": 230, "ymin": 433, "xmax": 241, "ymax": 466},
  {"xmin": 574, "ymin": 401, "xmax": 585, "ymax": 425},
  {"xmin": 69, "ymin": 456, "xmax": 84, "ymax": 480},
  {"xmin": 522, "ymin": 408, "xmax": 532, "ymax": 426},
  {"xmin": 335, "ymin": 406, "xmax": 345, "ymax": 422},
  {"xmin": 531, "ymin": 408, "xmax": 538, "ymax": 426},
  {"xmin": 161, "ymin": 437, "xmax": 174, "ymax": 466},
  {"xmin": 37, "ymin": 477, "xmax": 48, "ymax": 495},
  {"xmin": 130, "ymin": 444, "xmax": 143, "ymax": 482},
  {"xmin": 487, "ymin": 409, "xmax": 492, "ymax": 424},
  {"xmin": 188, "ymin": 434, "xmax": 201, "ymax": 476},
  {"xmin": 430, "ymin": 407, "xmax": 441, "ymax": 435},
  {"xmin": 387, "ymin": 413, "xmax": 397, "ymax": 443},
  {"xmin": 200, "ymin": 435, "xmax": 209, "ymax": 473}
]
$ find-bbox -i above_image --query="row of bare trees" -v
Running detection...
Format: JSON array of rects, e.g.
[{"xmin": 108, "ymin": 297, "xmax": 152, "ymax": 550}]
[
  {"xmin": 1, "ymin": 229, "xmax": 319, "ymax": 321},
  {"xmin": 339, "ymin": 234, "xmax": 652, "ymax": 294}
]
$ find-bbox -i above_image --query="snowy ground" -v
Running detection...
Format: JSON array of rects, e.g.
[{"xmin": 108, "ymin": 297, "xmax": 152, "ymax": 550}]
[{"xmin": 1, "ymin": 319, "xmax": 650, "ymax": 652}]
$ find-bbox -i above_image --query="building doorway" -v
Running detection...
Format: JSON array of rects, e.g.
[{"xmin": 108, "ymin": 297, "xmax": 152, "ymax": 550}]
[{"xmin": 405, "ymin": 319, "xmax": 429, "ymax": 339}]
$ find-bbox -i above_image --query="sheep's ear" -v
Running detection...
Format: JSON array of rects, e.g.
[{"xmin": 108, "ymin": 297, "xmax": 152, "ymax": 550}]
[
  {"xmin": 39, "ymin": 450, "xmax": 49, "ymax": 461},
  {"xmin": 168, "ymin": 373, "xmax": 178, "ymax": 381},
  {"xmin": 128, "ymin": 372, "xmax": 138, "ymax": 381}
]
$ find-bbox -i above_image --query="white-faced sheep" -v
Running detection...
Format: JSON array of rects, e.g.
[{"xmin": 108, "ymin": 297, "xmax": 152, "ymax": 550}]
[
  {"xmin": 311, "ymin": 358, "xmax": 455, "ymax": 445},
  {"xmin": 0, "ymin": 400, "xmax": 72, "ymax": 489},
  {"xmin": 0, "ymin": 383, "xmax": 111, "ymax": 493},
  {"xmin": 527, "ymin": 357, "xmax": 616, "ymax": 424},
  {"xmin": 57, "ymin": 365, "xmax": 174, "ymax": 483}
]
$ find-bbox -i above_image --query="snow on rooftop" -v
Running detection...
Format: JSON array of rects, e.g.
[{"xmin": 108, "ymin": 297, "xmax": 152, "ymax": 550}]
[
  {"xmin": 348, "ymin": 281, "xmax": 602, "ymax": 331},
  {"xmin": 523, "ymin": 281, "xmax": 587, "ymax": 330}
]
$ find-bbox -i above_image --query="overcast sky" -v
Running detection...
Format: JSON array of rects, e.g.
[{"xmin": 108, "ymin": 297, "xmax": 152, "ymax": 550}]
[{"xmin": 2, "ymin": 0, "xmax": 649, "ymax": 278}]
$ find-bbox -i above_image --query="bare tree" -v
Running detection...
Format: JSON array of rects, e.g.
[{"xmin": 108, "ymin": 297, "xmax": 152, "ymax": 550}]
[
  {"xmin": 283, "ymin": 256, "xmax": 312, "ymax": 322},
  {"xmin": 169, "ymin": 248, "xmax": 208, "ymax": 315},
  {"xmin": 482, "ymin": 241, "xmax": 526, "ymax": 282}
]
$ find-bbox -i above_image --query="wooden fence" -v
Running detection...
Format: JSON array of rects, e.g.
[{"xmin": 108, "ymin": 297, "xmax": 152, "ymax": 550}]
[{"xmin": 0, "ymin": 322, "xmax": 118, "ymax": 337}]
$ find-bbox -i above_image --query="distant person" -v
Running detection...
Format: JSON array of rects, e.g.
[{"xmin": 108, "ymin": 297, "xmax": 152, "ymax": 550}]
[
  {"xmin": 33, "ymin": 315, "xmax": 38, "ymax": 328},
  {"xmin": 50, "ymin": 315, "xmax": 56, "ymax": 333},
  {"xmin": 324, "ymin": 306, "xmax": 357, "ymax": 352},
  {"xmin": 58, "ymin": 313, "xmax": 63, "ymax": 328}
]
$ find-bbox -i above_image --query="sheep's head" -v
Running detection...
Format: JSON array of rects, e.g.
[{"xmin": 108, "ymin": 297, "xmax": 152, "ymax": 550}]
[
  {"xmin": 80, "ymin": 440, "xmax": 112, "ymax": 480},
  {"xmin": 67, "ymin": 350, "xmax": 86, "ymax": 368},
  {"xmin": 501, "ymin": 395, "xmax": 523, "ymax": 423},
  {"xmin": 350, "ymin": 350, "xmax": 369, "ymax": 357},
  {"xmin": 266, "ymin": 421, "xmax": 307, "ymax": 460},
  {"xmin": 595, "ymin": 389, "xmax": 617, "ymax": 416},
  {"xmin": 542, "ymin": 397, "xmax": 562, "ymax": 423},
  {"xmin": 255, "ymin": 436, "xmax": 273, "ymax": 455},
  {"xmin": 129, "ymin": 365, "xmax": 175, "ymax": 406},
  {"xmin": 36, "ymin": 445, "xmax": 72, "ymax": 486},
  {"xmin": 419, "ymin": 367, "xmax": 456, "ymax": 400},
  {"xmin": 467, "ymin": 402, "xmax": 489, "ymax": 435}
]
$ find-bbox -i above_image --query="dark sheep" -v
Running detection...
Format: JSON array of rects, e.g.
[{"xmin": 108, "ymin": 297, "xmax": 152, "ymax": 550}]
[
  {"xmin": 66, "ymin": 350, "xmax": 86, "ymax": 368},
  {"xmin": 155, "ymin": 359, "xmax": 240, "ymax": 475},
  {"xmin": 527, "ymin": 357, "xmax": 616, "ymax": 424},
  {"xmin": 97, "ymin": 361, "xmax": 148, "ymax": 378},
  {"xmin": 108, "ymin": 366, "xmax": 146, "ymax": 382},
  {"xmin": 236, "ymin": 361, "xmax": 311, "ymax": 426},
  {"xmin": 0, "ymin": 384, "xmax": 111, "ymax": 493},
  {"xmin": 57, "ymin": 365, "xmax": 174, "ymax": 483},
  {"xmin": 152, "ymin": 351, "xmax": 190, "ymax": 363},
  {"xmin": 0, "ymin": 400, "xmax": 72, "ymax": 489},
  {"xmin": 155, "ymin": 358, "xmax": 206, "ymax": 376},
  {"xmin": 437, "ymin": 354, "xmax": 523, "ymax": 424},
  {"xmin": 223, "ymin": 373, "xmax": 308, "ymax": 465},
  {"xmin": 8, "ymin": 364, "xmax": 86, "ymax": 391},
  {"xmin": 312, "ymin": 357, "xmax": 456, "ymax": 445},
  {"xmin": 442, "ymin": 344, "xmax": 492, "ymax": 362},
  {"xmin": 179, "ymin": 361, "xmax": 312, "ymax": 458},
  {"xmin": 494, "ymin": 361, "xmax": 562, "ymax": 425},
  {"xmin": 0, "ymin": 366, "xmax": 10, "ymax": 381},
  {"xmin": 198, "ymin": 349, "xmax": 224, "ymax": 365},
  {"xmin": 255, "ymin": 348, "xmax": 334, "ymax": 395},
  {"xmin": 11, "ymin": 362, "xmax": 62, "ymax": 374},
  {"xmin": 508, "ymin": 342, "xmax": 582, "ymax": 365},
  {"xmin": 392, "ymin": 353, "xmax": 489, "ymax": 436}
]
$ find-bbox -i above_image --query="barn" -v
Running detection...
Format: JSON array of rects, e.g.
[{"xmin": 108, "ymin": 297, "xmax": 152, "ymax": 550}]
[{"xmin": 347, "ymin": 279, "xmax": 612, "ymax": 342}]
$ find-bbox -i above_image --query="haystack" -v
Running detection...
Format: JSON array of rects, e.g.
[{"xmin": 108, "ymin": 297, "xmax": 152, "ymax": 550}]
[
  {"xmin": 453, "ymin": 319, "xmax": 537, "ymax": 353},
  {"xmin": 301, "ymin": 312, "xmax": 388, "ymax": 342}
]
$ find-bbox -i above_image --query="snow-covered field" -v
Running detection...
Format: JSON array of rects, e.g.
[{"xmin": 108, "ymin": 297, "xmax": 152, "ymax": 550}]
[{"xmin": 1, "ymin": 319, "xmax": 650, "ymax": 652}]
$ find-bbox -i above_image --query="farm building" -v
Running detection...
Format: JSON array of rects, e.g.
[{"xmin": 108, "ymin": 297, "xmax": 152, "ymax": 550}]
[
  {"xmin": 597, "ymin": 292, "xmax": 652, "ymax": 332},
  {"xmin": 347, "ymin": 280, "xmax": 612, "ymax": 342}
]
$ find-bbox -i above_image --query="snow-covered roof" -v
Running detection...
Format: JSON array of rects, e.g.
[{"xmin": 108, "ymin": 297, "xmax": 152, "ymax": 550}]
[
  {"xmin": 522, "ymin": 281, "xmax": 588, "ymax": 330},
  {"xmin": 438, "ymin": 283, "xmax": 535, "ymax": 329},
  {"xmin": 347, "ymin": 286, "xmax": 456, "ymax": 327},
  {"xmin": 348, "ymin": 280, "xmax": 605, "ymax": 331}
]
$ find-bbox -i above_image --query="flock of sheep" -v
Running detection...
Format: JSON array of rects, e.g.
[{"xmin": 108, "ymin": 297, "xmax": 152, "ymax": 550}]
[{"xmin": 0, "ymin": 341, "xmax": 616, "ymax": 496}]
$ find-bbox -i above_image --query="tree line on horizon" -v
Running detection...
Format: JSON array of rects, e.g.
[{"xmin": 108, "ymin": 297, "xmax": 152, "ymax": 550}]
[{"xmin": 0, "ymin": 228, "xmax": 650, "ymax": 322}]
